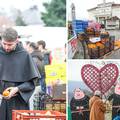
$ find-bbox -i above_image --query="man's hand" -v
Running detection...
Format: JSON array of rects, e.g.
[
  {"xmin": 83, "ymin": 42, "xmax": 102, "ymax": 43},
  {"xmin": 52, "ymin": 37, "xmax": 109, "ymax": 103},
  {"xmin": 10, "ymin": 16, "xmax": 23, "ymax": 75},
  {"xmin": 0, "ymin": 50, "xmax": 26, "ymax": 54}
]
[{"xmin": 3, "ymin": 87, "xmax": 19, "ymax": 99}]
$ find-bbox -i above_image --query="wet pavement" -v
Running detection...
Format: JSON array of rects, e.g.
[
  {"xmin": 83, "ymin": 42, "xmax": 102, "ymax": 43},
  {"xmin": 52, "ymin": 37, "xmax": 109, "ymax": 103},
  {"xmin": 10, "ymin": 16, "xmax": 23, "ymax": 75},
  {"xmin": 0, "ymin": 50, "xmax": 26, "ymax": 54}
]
[
  {"xmin": 108, "ymin": 30, "xmax": 120, "ymax": 40},
  {"xmin": 102, "ymin": 48, "xmax": 120, "ymax": 59}
]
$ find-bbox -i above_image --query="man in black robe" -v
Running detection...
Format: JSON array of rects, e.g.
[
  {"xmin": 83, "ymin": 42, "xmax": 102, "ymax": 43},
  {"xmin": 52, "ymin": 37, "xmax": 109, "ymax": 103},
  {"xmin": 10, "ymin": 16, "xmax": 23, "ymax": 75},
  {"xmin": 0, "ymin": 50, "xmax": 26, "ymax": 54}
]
[
  {"xmin": 0, "ymin": 28, "xmax": 40, "ymax": 120},
  {"xmin": 108, "ymin": 83, "xmax": 120, "ymax": 119},
  {"xmin": 70, "ymin": 88, "xmax": 90, "ymax": 120}
]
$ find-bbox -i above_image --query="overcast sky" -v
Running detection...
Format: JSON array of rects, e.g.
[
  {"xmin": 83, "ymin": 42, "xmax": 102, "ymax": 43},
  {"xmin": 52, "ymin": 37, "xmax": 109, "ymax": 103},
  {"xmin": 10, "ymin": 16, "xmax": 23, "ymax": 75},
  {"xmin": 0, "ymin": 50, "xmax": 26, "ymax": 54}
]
[
  {"xmin": 68, "ymin": 0, "xmax": 120, "ymax": 20},
  {"xmin": 0, "ymin": 0, "xmax": 51, "ymax": 12}
]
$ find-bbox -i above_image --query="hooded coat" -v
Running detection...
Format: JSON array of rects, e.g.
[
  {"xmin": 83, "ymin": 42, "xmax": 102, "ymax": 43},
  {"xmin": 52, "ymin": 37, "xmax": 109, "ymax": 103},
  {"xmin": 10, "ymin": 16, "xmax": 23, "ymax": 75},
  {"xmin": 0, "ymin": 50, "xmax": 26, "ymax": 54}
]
[
  {"xmin": 0, "ymin": 43, "xmax": 40, "ymax": 120},
  {"xmin": 42, "ymin": 50, "xmax": 52, "ymax": 65},
  {"xmin": 108, "ymin": 93, "xmax": 120, "ymax": 119},
  {"xmin": 70, "ymin": 95, "xmax": 90, "ymax": 120},
  {"xmin": 89, "ymin": 96, "xmax": 106, "ymax": 120},
  {"xmin": 31, "ymin": 50, "xmax": 45, "ymax": 75}
]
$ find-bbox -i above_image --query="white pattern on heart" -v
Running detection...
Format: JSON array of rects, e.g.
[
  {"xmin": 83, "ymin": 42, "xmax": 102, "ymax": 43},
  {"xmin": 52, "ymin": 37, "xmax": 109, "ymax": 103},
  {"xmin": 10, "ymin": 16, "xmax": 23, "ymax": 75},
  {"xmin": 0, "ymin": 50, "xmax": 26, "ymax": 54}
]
[{"xmin": 81, "ymin": 63, "xmax": 119, "ymax": 94}]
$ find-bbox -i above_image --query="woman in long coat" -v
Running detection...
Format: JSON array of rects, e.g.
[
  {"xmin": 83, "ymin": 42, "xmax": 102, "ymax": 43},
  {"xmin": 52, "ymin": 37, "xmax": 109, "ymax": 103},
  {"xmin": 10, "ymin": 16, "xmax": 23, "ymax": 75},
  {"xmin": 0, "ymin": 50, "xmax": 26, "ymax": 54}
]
[{"xmin": 89, "ymin": 90, "xmax": 106, "ymax": 120}]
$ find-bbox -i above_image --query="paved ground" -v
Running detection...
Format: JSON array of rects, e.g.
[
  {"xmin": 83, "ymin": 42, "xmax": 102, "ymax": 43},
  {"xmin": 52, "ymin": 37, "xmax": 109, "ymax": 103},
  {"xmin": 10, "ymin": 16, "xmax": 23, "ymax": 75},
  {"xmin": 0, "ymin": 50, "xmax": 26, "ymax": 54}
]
[
  {"xmin": 74, "ymin": 47, "xmax": 120, "ymax": 59},
  {"xmin": 103, "ymin": 48, "xmax": 120, "ymax": 59},
  {"xmin": 107, "ymin": 30, "xmax": 120, "ymax": 40}
]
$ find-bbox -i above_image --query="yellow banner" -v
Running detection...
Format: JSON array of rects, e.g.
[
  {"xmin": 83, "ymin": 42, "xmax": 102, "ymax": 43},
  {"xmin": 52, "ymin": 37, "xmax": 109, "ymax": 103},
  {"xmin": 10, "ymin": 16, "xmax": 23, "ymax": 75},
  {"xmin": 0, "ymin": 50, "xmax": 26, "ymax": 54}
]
[{"xmin": 45, "ymin": 63, "xmax": 66, "ymax": 85}]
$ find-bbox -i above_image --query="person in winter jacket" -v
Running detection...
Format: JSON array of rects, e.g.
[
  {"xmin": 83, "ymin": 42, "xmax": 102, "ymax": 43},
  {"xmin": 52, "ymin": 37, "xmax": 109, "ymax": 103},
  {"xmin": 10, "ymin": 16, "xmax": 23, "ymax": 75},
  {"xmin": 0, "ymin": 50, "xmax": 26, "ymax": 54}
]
[
  {"xmin": 89, "ymin": 90, "xmax": 106, "ymax": 120},
  {"xmin": 37, "ymin": 40, "xmax": 52, "ymax": 65},
  {"xmin": 29, "ymin": 42, "xmax": 46, "ymax": 93}
]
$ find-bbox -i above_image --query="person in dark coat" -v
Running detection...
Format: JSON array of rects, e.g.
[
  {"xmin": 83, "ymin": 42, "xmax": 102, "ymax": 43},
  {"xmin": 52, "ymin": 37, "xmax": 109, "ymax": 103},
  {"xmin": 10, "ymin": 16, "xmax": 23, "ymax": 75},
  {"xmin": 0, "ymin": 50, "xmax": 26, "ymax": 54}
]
[
  {"xmin": 70, "ymin": 88, "xmax": 90, "ymax": 120},
  {"xmin": 108, "ymin": 82, "xmax": 120, "ymax": 119},
  {"xmin": 37, "ymin": 40, "xmax": 52, "ymax": 94},
  {"xmin": 0, "ymin": 28, "xmax": 40, "ymax": 120},
  {"xmin": 29, "ymin": 42, "xmax": 45, "ymax": 91},
  {"xmin": 37, "ymin": 40, "xmax": 52, "ymax": 65},
  {"xmin": 28, "ymin": 42, "xmax": 46, "ymax": 110}
]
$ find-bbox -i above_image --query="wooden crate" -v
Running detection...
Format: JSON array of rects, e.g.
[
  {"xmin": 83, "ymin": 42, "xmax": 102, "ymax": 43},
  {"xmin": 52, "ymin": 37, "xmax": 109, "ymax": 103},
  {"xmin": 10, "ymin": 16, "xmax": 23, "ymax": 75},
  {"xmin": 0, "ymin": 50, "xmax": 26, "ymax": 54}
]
[
  {"xmin": 109, "ymin": 41, "xmax": 114, "ymax": 51},
  {"xmin": 98, "ymin": 47, "xmax": 105, "ymax": 57},
  {"xmin": 88, "ymin": 47, "xmax": 99, "ymax": 59},
  {"xmin": 46, "ymin": 99, "xmax": 66, "ymax": 113},
  {"xmin": 94, "ymin": 31, "xmax": 100, "ymax": 37},
  {"xmin": 12, "ymin": 110, "xmax": 66, "ymax": 120},
  {"xmin": 104, "ymin": 41, "xmax": 110, "ymax": 54},
  {"xmin": 109, "ymin": 36, "xmax": 115, "ymax": 51}
]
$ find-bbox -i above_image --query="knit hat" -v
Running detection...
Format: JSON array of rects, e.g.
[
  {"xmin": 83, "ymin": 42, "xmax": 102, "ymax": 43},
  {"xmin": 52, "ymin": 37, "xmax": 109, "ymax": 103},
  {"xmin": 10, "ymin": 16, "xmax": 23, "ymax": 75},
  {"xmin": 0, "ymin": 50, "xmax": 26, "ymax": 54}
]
[{"xmin": 94, "ymin": 90, "xmax": 101, "ymax": 96}]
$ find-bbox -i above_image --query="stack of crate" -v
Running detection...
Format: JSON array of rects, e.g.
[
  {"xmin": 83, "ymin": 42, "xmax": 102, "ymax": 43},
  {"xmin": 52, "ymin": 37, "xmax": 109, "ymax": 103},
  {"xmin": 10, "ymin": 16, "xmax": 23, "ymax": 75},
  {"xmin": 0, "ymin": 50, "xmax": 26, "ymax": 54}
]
[
  {"xmin": 96, "ymin": 42, "xmax": 105, "ymax": 57},
  {"xmin": 109, "ymin": 36, "xmax": 115, "ymax": 51},
  {"xmin": 85, "ymin": 27, "xmax": 95, "ymax": 37},
  {"xmin": 100, "ymin": 32, "xmax": 110, "ymax": 54},
  {"xmin": 72, "ymin": 20, "xmax": 88, "ymax": 35},
  {"xmin": 87, "ymin": 35, "xmax": 115, "ymax": 59},
  {"xmin": 94, "ymin": 30, "xmax": 100, "ymax": 37},
  {"xmin": 85, "ymin": 27, "xmax": 101, "ymax": 38},
  {"xmin": 46, "ymin": 99, "xmax": 66, "ymax": 113},
  {"xmin": 87, "ymin": 43, "xmax": 99, "ymax": 59}
]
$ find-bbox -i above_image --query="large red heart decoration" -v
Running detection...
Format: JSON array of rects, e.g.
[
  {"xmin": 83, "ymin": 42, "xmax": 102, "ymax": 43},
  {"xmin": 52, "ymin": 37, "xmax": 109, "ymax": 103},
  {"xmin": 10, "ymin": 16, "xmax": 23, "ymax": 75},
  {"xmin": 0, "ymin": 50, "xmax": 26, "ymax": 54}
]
[{"xmin": 81, "ymin": 63, "xmax": 119, "ymax": 94}]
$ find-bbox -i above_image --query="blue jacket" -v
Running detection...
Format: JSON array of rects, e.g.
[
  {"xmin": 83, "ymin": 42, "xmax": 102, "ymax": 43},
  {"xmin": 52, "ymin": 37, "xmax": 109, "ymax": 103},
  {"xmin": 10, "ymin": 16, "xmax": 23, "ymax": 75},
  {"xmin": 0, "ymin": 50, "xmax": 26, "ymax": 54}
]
[{"xmin": 113, "ymin": 116, "xmax": 120, "ymax": 120}]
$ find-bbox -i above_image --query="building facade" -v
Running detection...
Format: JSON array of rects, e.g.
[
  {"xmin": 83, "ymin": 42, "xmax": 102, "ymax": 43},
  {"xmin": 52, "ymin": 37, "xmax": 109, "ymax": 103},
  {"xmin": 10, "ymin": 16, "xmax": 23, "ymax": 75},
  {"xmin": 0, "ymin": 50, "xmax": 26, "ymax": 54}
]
[{"xmin": 88, "ymin": 2, "xmax": 120, "ymax": 29}]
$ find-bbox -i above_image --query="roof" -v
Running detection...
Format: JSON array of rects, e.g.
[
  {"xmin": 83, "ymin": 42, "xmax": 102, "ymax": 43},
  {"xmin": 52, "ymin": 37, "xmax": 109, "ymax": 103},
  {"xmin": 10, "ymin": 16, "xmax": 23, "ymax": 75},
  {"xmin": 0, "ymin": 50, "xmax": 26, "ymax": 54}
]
[
  {"xmin": 112, "ymin": 4, "xmax": 120, "ymax": 7},
  {"xmin": 88, "ymin": 2, "xmax": 120, "ymax": 12},
  {"xmin": 88, "ymin": 7, "xmax": 98, "ymax": 11}
]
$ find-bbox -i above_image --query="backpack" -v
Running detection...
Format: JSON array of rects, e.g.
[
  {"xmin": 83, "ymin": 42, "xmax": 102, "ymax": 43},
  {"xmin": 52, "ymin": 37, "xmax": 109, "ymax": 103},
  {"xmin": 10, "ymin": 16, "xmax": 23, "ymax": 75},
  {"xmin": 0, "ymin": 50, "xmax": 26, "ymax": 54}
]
[
  {"xmin": 33, "ymin": 57, "xmax": 45, "ymax": 74},
  {"xmin": 43, "ymin": 53, "xmax": 50, "ymax": 65}
]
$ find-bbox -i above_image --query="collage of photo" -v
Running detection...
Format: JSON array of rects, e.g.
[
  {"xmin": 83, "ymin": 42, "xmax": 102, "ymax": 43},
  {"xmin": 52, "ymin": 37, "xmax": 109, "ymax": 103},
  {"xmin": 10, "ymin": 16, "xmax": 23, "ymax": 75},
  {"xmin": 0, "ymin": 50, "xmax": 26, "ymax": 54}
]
[{"xmin": 0, "ymin": 0, "xmax": 120, "ymax": 120}]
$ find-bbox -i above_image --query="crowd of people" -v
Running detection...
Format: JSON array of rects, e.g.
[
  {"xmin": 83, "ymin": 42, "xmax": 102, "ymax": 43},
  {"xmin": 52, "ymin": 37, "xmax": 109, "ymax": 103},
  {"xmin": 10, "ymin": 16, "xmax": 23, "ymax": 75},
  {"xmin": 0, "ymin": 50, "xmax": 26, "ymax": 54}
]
[
  {"xmin": 24, "ymin": 40, "xmax": 52, "ymax": 110},
  {"xmin": 70, "ymin": 83, "xmax": 120, "ymax": 120}
]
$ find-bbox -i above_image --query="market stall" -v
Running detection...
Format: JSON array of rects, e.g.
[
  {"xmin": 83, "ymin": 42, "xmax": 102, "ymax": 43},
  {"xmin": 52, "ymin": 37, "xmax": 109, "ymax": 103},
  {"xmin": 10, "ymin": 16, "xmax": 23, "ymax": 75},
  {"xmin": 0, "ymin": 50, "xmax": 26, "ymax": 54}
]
[{"xmin": 68, "ymin": 19, "xmax": 120, "ymax": 59}]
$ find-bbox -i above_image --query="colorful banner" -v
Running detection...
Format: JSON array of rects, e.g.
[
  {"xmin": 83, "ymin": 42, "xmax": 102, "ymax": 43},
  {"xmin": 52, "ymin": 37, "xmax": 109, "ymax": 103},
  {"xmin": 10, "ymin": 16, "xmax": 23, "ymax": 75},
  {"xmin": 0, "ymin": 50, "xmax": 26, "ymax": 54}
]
[{"xmin": 45, "ymin": 63, "xmax": 66, "ymax": 85}]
